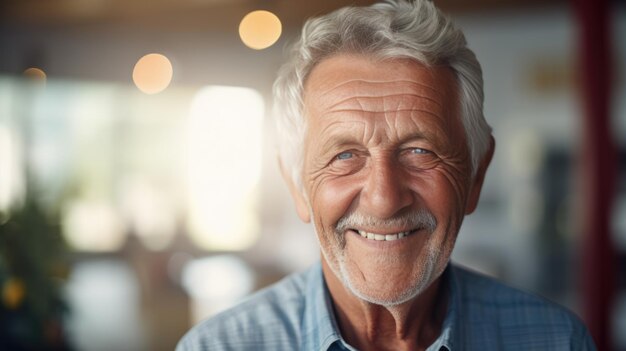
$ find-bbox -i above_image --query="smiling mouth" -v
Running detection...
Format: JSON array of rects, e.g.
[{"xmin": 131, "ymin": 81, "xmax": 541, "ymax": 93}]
[{"xmin": 353, "ymin": 229, "xmax": 416, "ymax": 241}]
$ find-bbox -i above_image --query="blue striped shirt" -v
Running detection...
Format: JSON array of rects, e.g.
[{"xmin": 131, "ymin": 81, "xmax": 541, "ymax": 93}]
[{"xmin": 176, "ymin": 262, "xmax": 595, "ymax": 350}]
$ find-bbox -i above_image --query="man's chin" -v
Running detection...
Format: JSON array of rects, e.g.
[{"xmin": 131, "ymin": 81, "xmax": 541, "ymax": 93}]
[
  {"xmin": 346, "ymin": 283, "xmax": 422, "ymax": 306},
  {"xmin": 338, "ymin": 260, "xmax": 437, "ymax": 307},
  {"xmin": 320, "ymin": 236, "xmax": 448, "ymax": 306}
]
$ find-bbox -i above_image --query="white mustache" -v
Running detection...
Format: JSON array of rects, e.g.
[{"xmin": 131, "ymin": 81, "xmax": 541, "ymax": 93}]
[{"xmin": 335, "ymin": 209, "xmax": 437, "ymax": 235}]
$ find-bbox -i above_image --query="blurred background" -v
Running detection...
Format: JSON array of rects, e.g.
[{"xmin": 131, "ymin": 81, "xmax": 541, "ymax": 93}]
[{"xmin": 0, "ymin": 0, "xmax": 624, "ymax": 350}]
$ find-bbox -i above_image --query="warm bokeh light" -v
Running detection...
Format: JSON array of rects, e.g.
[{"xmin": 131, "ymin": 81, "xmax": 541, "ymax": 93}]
[
  {"xmin": 132, "ymin": 53, "xmax": 173, "ymax": 94},
  {"xmin": 181, "ymin": 255, "xmax": 254, "ymax": 323},
  {"xmin": 238, "ymin": 10, "xmax": 282, "ymax": 50},
  {"xmin": 23, "ymin": 67, "xmax": 46, "ymax": 83},
  {"xmin": 120, "ymin": 177, "xmax": 177, "ymax": 251},
  {"xmin": 186, "ymin": 86, "xmax": 264, "ymax": 251},
  {"xmin": 62, "ymin": 200, "xmax": 127, "ymax": 252}
]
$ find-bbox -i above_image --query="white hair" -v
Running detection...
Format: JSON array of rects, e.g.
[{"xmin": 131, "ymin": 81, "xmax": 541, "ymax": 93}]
[{"xmin": 273, "ymin": 0, "xmax": 492, "ymax": 189}]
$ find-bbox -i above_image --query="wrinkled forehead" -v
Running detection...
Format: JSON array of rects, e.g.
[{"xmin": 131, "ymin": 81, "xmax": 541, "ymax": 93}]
[
  {"xmin": 303, "ymin": 55, "xmax": 457, "ymax": 111},
  {"xmin": 302, "ymin": 54, "xmax": 459, "ymax": 126}
]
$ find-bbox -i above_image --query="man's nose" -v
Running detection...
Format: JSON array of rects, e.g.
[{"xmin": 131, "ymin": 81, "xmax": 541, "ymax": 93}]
[{"xmin": 359, "ymin": 158, "xmax": 414, "ymax": 219}]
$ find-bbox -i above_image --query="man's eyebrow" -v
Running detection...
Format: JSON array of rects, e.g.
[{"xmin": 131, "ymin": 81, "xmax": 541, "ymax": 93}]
[
  {"xmin": 314, "ymin": 122, "xmax": 370, "ymax": 155},
  {"xmin": 317, "ymin": 134, "xmax": 362, "ymax": 153},
  {"xmin": 316, "ymin": 130, "xmax": 433, "ymax": 155},
  {"xmin": 398, "ymin": 132, "xmax": 430, "ymax": 144}
]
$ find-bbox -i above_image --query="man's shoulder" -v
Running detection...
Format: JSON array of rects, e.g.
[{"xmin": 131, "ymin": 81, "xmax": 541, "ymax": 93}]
[
  {"xmin": 452, "ymin": 264, "xmax": 580, "ymax": 319},
  {"xmin": 451, "ymin": 264, "xmax": 595, "ymax": 350},
  {"xmin": 176, "ymin": 267, "xmax": 311, "ymax": 351}
]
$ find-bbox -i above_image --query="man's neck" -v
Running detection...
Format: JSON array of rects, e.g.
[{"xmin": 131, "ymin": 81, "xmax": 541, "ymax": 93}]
[{"xmin": 322, "ymin": 260, "xmax": 448, "ymax": 351}]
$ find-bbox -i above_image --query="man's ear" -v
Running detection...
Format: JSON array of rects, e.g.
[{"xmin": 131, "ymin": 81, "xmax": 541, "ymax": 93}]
[
  {"xmin": 465, "ymin": 136, "xmax": 495, "ymax": 215},
  {"xmin": 278, "ymin": 157, "xmax": 311, "ymax": 223}
]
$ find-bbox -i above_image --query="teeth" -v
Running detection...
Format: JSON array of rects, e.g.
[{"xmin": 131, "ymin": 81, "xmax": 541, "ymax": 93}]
[{"xmin": 356, "ymin": 230, "xmax": 412, "ymax": 241}]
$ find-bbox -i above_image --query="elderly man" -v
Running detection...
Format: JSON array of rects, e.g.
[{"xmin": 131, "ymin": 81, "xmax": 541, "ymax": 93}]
[{"xmin": 177, "ymin": 1, "xmax": 595, "ymax": 350}]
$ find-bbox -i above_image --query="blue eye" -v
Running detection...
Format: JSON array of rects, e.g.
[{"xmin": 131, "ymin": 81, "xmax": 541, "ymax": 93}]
[
  {"xmin": 411, "ymin": 148, "xmax": 429, "ymax": 154},
  {"xmin": 336, "ymin": 151, "xmax": 353, "ymax": 160}
]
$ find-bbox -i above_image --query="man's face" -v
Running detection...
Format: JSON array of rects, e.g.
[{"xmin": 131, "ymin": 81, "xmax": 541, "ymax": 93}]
[{"xmin": 291, "ymin": 54, "xmax": 486, "ymax": 305}]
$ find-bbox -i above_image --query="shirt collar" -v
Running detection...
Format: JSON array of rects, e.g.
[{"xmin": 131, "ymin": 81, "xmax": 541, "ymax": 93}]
[
  {"xmin": 301, "ymin": 262, "xmax": 344, "ymax": 350},
  {"xmin": 427, "ymin": 265, "xmax": 463, "ymax": 351},
  {"xmin": 301, "ymin": 262, "xmax": 463, "ymax": 351}
]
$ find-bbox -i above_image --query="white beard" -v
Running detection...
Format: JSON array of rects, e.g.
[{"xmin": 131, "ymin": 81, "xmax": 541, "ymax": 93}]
[{"xmin": 314, "ymin": 209, "xmax": 452, "ymax": 306}]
